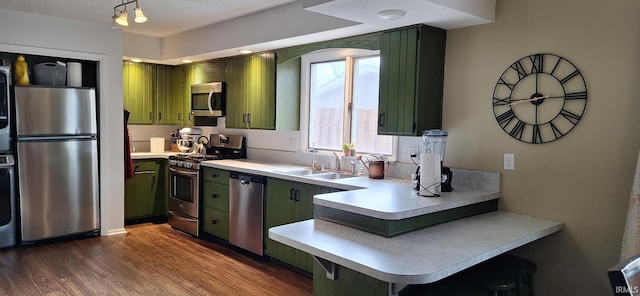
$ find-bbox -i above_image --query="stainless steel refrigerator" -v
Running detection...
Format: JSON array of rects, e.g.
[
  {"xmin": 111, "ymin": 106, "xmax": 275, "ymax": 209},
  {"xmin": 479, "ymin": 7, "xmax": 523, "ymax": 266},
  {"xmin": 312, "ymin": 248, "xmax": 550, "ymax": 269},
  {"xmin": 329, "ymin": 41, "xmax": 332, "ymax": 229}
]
[{"xmin": 14, "ymin": 86, "xmax": 100, "ymax": 242}]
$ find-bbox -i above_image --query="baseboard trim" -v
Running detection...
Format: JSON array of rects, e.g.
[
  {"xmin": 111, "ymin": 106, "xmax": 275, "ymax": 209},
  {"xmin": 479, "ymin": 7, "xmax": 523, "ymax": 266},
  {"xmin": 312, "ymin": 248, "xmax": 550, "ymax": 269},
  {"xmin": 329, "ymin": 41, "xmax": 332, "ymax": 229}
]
[{"xmin": 105, "ymin": 228, "xmax": 128, "ymax": 236}]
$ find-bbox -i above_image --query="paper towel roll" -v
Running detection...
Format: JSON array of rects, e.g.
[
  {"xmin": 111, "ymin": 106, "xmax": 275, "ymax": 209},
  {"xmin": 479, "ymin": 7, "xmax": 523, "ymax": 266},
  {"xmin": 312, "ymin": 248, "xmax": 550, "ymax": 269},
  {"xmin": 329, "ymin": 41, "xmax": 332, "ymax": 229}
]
[
  {"xmin": 150, "ymin": 137, "xmax": 165, "ymax": 153},
  {"xmin": 67, "ymin": 62, "xmax": 82, "ymax": 87},
  {"xmin": 419, "ymin": 152, "xmax": 441, "ymax": 197}
]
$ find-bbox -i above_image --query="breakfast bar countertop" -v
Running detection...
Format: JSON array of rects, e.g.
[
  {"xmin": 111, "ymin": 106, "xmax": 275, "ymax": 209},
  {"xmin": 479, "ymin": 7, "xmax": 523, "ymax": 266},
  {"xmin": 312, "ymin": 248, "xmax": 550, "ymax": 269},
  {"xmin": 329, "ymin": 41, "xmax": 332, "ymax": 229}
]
[
  {"xmin": 269, "ymin": 212, "xmax": 564, "ymax": 285},
  {"xmin": 199, "ymin": 159, "xmax": 501, "ymax": 220}
]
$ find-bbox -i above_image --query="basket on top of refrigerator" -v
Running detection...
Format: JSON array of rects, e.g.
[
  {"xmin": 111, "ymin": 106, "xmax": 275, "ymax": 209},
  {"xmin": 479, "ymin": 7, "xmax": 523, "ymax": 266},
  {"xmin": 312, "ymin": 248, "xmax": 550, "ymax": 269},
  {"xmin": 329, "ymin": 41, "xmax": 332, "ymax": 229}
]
[{"xmin": 33, "ymin": 62, "xmax": 66, "ymax": 86}]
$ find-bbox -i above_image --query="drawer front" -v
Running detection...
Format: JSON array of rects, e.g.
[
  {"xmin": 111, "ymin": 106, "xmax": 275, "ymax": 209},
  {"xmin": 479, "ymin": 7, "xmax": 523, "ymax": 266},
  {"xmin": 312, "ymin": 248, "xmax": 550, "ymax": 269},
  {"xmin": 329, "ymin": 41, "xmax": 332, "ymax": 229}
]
[
  {"xmin": 202, "ymin": 181, "xmax": 229, "ymax": 211},
  {"xmin": 202, "ymin": 167, "xmax": 229, "ymax": 185},
  {"xmin": 133, "ymin": 160, "xmax": 160, "ymax": 172},
  {"xmin": 202, "ymin": 207, "xmax": 229, "ymax": 240}
]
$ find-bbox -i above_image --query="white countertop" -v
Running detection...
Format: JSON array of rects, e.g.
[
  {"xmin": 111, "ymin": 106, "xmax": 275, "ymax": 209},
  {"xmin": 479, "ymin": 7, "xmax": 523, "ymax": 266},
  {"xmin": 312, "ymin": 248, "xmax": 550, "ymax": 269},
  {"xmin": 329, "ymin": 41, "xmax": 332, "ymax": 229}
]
[
  {"xmin": 269, "ymin": 212, "xmax": 563, "ymax": 285},
  {"xmin": 200, "ymin": 159, "xmax": 500, "ymax": 220}
]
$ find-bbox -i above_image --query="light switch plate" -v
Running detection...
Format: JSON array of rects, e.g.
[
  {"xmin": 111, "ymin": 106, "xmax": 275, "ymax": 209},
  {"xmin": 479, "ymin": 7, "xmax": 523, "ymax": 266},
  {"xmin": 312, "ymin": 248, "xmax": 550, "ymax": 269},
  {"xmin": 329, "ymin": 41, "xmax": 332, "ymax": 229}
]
[{"xmin": 504, "ymin": 153, "xmax": 515, "ymax": 170}]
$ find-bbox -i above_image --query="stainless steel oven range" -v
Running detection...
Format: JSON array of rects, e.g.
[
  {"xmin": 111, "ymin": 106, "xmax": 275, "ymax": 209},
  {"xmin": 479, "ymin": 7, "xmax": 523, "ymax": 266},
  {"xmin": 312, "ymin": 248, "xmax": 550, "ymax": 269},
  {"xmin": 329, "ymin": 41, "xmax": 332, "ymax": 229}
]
[{"xmin": 167, "ymin": 134, "xmax": 246, "ymax": 237}]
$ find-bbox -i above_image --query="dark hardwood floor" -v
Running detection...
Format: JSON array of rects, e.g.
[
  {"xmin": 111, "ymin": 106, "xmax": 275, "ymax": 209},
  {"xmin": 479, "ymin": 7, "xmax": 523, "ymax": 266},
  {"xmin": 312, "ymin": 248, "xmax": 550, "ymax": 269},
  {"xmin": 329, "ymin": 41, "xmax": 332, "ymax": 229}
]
[{"xmin": 0, "ymin": 223, "xmax": 312, "ymax": 295}]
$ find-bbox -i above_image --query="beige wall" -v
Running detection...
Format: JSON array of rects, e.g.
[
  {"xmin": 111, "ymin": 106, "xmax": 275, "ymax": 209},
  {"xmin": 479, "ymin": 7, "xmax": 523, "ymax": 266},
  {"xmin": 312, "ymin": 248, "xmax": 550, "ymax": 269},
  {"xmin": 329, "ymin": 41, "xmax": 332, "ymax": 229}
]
[{"xmin": 443, "ymin": 0, "xmax": 640, "ymax": 294}]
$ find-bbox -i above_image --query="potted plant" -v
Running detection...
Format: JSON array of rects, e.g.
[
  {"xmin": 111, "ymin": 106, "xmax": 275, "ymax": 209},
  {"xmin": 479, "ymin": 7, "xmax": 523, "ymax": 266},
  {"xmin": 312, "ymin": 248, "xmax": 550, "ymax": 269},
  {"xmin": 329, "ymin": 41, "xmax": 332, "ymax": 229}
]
[{"xmin": 342, "ymin": 143, "xmax": 355, "ymax": 156}]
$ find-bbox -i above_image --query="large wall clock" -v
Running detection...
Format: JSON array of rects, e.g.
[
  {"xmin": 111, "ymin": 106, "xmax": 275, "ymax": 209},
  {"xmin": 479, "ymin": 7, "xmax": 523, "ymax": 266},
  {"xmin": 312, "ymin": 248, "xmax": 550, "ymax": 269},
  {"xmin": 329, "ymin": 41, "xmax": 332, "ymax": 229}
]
[{"xmin": 492, "ymin": 53, "xmax": 587, "ymax": 144}]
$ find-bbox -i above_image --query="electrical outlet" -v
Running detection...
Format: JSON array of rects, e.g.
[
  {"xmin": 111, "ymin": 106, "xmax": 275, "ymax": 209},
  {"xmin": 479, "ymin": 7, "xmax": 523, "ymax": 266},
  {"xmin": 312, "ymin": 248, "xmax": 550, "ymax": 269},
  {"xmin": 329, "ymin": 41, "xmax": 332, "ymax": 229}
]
[
  {"xmin": 504, "ymin": 153, "xmax": 515, "ymax": 170},
  {"xmin": 408, "ymin": 146, "xmax": 420, "ymax": 157}
]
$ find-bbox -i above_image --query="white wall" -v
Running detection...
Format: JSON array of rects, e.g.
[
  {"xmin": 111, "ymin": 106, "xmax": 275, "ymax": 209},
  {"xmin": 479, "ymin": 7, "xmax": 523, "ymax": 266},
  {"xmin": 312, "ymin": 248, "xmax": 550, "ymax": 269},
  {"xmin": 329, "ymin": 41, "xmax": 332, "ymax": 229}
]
[
  {"xmin": 443, "ymin": 0, "xmax": 640, "ymax": 294},
  {"xmin": 0, "ymin": 9, "xmax": 126, "ymax": 237}
]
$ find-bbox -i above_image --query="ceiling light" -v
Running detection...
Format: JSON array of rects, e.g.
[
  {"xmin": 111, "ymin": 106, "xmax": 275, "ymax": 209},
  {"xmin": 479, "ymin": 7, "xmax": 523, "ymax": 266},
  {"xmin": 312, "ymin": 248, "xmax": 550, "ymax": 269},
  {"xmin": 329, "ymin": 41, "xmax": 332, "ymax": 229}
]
[
  {"xmin": 181, "ymin": 59, "xmax": 193, "ymax": 63},
  {"xmin": 130, "ymin": 58, "xmax": 142, "ymax": 63},
  {"xmin": 238, "ymin": 49, "xmax": 253, "ymax": 54},
  {"xmin": 377, "ymin": 9, "xmax": 407, "ymax": 20},
  {"xmin": 134, "ymin": 7, "xmax": 147, "ymax": 23},
  {"xmin": 112, "ymin": 0, "xmax": 148, "ymax": 27},
  {"xmin": 115, "ymin": 10, "xmax": 129, "ymax": 27}
]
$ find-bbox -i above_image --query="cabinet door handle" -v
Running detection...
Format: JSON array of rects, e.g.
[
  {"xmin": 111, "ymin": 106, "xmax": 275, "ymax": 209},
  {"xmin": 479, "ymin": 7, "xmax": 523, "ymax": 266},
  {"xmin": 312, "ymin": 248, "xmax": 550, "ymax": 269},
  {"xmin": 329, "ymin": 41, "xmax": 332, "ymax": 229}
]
[
  {"xmin": 295, "ymin": 189, "xmax": 300, "ymax": 201},
  {"xmin": 151, "ymin": 176, "xmax": 156, "ymax": 185},
  {"xmin": 211, "ymin": 194, "xmax": 218, "ymax": 199},
  {"xmin": 149, "ymin": 112, "xmax": 153, "ymax": 121},
  {"xmin": 247, "ymin": 113, "xmax": 251, "ymax": 124},
  {"xmin": 378, "ymin": 114, "xmax": 385, "ymax": 126},
  {"xmin": 211, "ymin": 219, "xmax": 218, "ymax": 224},
  {"xmin": 212, "ymin": 174, "xmax": 218, "ymax": 178},
  {"xmin": 290, "ymin": 188, "xmax": 295, "ymax": 200},
  {"xmin": 178, "ymin": 112, "xmax": 182, "ymax": 121}
]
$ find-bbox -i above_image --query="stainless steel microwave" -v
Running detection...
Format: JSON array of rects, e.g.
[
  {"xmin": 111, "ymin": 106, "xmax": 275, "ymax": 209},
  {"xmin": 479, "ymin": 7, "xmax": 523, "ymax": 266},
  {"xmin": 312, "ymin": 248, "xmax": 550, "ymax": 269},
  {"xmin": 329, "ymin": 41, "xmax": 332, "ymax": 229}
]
[{"xmin": 190, "ymin": 82, "xmax": 225, "ymax": 117}]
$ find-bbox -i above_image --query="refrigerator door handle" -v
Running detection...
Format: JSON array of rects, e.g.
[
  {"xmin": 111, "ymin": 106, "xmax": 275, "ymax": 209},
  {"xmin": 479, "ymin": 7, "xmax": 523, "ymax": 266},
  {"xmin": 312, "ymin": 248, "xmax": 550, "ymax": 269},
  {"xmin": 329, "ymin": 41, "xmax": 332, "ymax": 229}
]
[{"xmin": 18, "ymin": 135, "xmax": 97, "ymax": 141}]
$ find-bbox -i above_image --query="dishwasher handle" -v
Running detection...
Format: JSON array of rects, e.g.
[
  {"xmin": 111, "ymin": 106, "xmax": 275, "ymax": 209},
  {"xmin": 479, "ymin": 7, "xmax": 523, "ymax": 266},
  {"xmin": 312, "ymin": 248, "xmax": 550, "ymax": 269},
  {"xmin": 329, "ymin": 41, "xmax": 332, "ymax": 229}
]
[{"xmin": 229, "ymin": 171, "xmax": 266, "ymax": 185}]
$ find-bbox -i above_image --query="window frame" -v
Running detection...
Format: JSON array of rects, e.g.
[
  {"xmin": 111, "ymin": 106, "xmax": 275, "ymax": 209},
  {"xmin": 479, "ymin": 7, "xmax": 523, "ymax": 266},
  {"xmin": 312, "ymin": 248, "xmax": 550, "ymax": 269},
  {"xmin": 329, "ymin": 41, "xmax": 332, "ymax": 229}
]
[{"xmin": 300, "ymin": 48, "xmax": 397, "ymax": 159}]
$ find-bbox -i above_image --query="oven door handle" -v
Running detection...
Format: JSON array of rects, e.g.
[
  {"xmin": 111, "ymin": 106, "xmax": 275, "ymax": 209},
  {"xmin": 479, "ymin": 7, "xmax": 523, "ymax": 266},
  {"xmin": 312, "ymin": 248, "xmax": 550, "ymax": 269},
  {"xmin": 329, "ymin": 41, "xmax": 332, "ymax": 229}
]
[{"xmin": 169, "ymin": 166, "xmax": 199, "ymax": 176}]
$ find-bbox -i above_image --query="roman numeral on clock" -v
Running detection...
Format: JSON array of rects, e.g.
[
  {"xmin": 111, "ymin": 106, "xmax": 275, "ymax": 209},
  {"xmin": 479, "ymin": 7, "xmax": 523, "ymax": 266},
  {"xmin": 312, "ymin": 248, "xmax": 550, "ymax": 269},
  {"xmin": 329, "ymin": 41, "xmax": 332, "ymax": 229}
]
[
  {"xmin": 497, "ymin": 77, "xmax": 515, "ymax": 90},
  {"xmin": 530, "ymin": 54, "xmax": 543, "ymax": 73},
  {"xmin": 560, "ymin": 70, "xmax": 580, "ymax": 84},
  {"xmin": 560, "ymin": 108, "xmax": 582, "ymax": 125},
  {"xmin": 496, "ymin": 109, "xmax": 516, "ymax": 128},
  {"xmin": 509, "ymin": 120, "xmax": 525, "ymax": 140},
  {"xmin": 565, "ymin": 91, "xmax": 587, "ymax": 100},
  {"xmin": 493, "ymin": 97, "xmax": 511, "ymax": 106},
  {"xmin": 532, "ymin": 125, "xmax": 542, "ymax": 144},
  {"xmin": 510, "ymin": 61, "xmax": 527, "ymax": 79}
]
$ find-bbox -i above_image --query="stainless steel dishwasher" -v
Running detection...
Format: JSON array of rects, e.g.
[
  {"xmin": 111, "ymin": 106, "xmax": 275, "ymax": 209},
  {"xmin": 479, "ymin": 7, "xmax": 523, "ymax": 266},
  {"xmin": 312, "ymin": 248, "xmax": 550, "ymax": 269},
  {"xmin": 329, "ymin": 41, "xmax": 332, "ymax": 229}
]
[{"xmin": 229, "ymin": 171, "xmax": 265, "ymax": 255}]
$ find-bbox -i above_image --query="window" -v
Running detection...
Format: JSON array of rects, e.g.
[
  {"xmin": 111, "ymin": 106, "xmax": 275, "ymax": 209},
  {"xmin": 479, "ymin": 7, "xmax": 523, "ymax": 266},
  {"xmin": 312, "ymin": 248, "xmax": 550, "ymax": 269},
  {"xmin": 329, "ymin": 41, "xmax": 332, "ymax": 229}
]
[{"xmin": 302, "ymin": 49, "xmax": 394, "ymax": 156}]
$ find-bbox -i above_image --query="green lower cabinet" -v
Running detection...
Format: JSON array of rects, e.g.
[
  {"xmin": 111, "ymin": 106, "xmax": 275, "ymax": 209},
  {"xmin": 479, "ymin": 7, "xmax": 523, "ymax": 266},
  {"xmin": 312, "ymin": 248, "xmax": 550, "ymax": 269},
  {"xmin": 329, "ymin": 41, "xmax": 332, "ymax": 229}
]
[
  {"xmin": 125, "ymin": 159, "xmax": 166, "ymax": 220},
  {"xmin": 202, "ymin": 180, "xmax": 230, "ymax": 210},
  {"xmin": 313, "ymin": 260, "xmax": 389, "ymax": 296},
  {"xmin": 202, "ymin": 206, "xmax": 230, "ymax": 240},
  {"xmin": 201, "ymin": 167, "xmax": 231, "ymax": 240},
  {"xmin": 265, "ymin": 177, "xmax": 338, "ymax": 273}
]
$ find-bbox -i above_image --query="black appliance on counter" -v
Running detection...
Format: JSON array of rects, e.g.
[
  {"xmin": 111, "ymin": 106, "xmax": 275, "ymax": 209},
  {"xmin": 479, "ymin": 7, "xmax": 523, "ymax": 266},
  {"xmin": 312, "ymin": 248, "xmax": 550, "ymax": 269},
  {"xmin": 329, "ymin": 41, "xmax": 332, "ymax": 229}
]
[{"xmin": 167, "ymin": 134, "xmax": 246, "ymax": 237}]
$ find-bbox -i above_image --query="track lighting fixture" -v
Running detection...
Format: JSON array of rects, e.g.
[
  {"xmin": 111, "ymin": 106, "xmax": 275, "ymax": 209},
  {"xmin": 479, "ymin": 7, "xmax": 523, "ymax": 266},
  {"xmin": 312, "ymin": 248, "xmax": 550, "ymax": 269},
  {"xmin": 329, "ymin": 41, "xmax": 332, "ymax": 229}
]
[{"xmin": 112, "ymin": 0, "xmax": 147, "ymax": 27}]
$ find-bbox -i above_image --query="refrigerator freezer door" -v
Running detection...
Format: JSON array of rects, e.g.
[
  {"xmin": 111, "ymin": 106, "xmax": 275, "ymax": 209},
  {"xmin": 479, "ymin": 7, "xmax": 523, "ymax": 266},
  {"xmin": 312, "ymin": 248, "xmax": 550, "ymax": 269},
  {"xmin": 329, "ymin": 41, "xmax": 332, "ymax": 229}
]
[
  {"xmin": 18, "ymin": 139, "xmax": 99, "ymax": 241},
  {"xmin": 14, "ymin": 86, "xmax": 97, "ymax": 137}
]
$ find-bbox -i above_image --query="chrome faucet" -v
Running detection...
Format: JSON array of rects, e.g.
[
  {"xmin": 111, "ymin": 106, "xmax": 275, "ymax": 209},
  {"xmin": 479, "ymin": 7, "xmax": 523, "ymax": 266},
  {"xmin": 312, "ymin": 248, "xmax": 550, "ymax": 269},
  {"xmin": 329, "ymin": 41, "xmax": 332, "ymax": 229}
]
[{"xmin": 332, "ymin": 152, "xmax": 340, "ymax": 172}]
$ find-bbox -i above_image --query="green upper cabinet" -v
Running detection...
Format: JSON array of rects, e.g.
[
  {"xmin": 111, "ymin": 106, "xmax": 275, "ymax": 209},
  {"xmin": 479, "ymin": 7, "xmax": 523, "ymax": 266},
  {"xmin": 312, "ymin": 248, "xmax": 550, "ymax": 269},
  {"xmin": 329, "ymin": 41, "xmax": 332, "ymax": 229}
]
[
  {"xmin": 124, "ymin": 62, "xmax": 188, "ymax": 125},
  {"xmin": 226, "ymin": 52, "xmax": 276, "ymax": 129},
  {"xmin": 170, "ymin": 65, "xmax": 192, "ymax": 126},
  {"xmin": 156, "ymin": 65, "xmax": 179, "ymax": 125},
  {"xmin": 275, "ymin": 57, "xmax": 301, "ymax": 131},
  {"xmin": 123, "ymin": 62, "xmax": 156, "ymax": 124},
  {"xmin": 378, "ymin": 25, "xmax": 446, "ymax": 136}
]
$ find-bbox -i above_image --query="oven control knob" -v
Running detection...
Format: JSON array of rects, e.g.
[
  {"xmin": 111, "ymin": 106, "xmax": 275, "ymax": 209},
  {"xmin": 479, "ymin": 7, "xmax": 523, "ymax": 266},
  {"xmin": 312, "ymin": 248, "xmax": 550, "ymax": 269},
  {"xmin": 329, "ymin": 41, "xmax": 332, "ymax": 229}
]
[{"xmin": 185, "ymin": 163, "xmax": 192, "ymax": 169}]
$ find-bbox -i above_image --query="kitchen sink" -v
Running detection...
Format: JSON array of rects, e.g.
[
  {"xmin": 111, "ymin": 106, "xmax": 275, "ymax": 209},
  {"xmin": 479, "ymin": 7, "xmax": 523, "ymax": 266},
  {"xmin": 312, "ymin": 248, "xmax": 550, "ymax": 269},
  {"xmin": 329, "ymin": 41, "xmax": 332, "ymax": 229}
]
[
  {"xmin": 312, "ymin": 173, "xmax": 358, "ymax": 180},
  {"xmin": 276, "ymin": 169, "xmax": 333, "ymax": 176}
]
